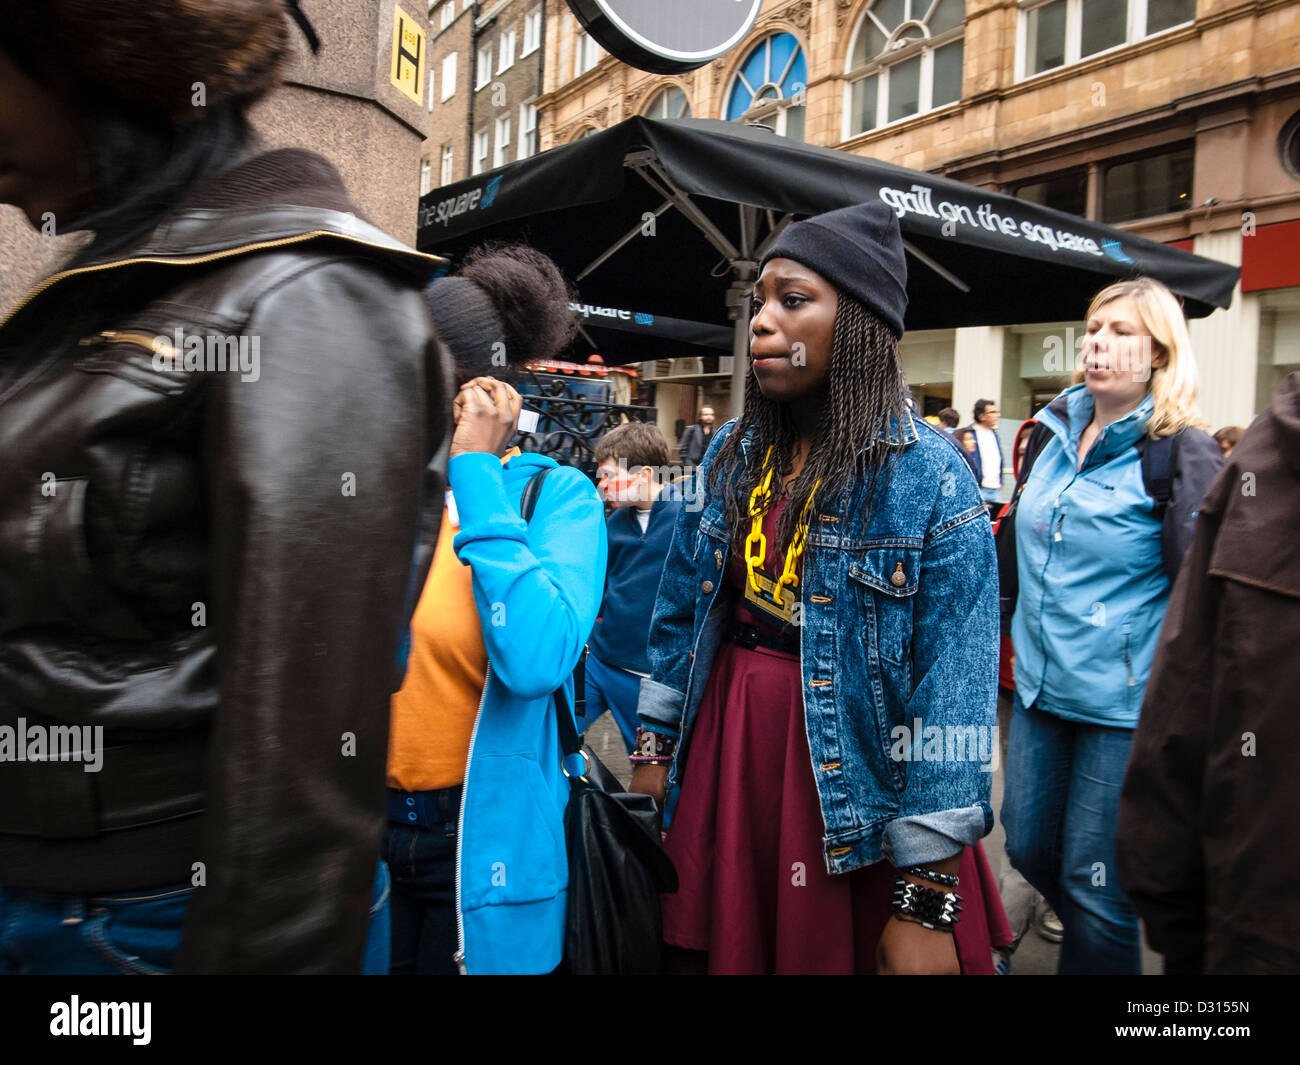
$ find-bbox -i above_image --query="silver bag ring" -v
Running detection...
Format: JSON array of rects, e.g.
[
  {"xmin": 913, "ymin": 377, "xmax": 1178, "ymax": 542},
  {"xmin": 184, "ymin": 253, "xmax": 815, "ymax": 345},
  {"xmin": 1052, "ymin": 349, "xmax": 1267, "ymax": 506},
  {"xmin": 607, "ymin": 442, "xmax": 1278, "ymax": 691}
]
[{"xmin": 561, "ymin": 749, "xmax": 592, "ymax": 782}]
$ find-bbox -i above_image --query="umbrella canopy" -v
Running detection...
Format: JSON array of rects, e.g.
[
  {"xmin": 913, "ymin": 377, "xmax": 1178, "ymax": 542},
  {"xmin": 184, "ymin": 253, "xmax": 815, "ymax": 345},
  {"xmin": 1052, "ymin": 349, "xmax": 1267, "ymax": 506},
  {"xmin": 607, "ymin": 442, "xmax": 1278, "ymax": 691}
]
[
  {"xmin": 567, "ymin": 301, "xmax": 732, "ymax": 364},
  {"xmin": 417, "ymin": 116, "xmax": 1239, "ymax": 334}
]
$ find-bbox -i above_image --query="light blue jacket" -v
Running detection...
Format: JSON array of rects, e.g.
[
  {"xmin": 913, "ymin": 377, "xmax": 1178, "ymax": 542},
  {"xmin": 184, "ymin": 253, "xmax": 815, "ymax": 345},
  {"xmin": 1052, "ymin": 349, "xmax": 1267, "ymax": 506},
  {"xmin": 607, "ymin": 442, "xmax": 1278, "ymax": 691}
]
[
  {"xmin": 1012, "ymin": 384, "xmax": 1169, "ymax": 727},
  {"xmin": 639, "ymin": 414, "xmax": 999, "ymax": 873},
  {"xmin": 447, "ymin": 450, "xmax": 607, "ymax": 975}
]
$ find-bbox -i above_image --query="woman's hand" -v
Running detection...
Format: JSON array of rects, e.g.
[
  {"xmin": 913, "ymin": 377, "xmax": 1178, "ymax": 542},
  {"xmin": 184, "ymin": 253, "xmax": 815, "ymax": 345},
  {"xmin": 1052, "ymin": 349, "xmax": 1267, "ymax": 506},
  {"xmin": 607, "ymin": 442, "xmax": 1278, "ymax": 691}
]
[
  {"xmin": 875, "ymin": 914, "xmax": 961, "ymax": 975},
  {"xmin": 628, "ymin": 763, "xmax": 668, "ymax": 806},
  {"xmin": 450, "ymin": 376, "xmax": 522, "ymax": 458}
]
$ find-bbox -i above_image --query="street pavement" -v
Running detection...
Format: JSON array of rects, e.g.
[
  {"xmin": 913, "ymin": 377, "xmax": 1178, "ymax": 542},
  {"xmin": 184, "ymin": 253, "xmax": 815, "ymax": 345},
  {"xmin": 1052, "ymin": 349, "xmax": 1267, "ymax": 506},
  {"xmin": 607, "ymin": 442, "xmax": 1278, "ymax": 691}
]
[{"xmin": 582, "ymin": 706, "xmax": 1160, "ymax": 975}]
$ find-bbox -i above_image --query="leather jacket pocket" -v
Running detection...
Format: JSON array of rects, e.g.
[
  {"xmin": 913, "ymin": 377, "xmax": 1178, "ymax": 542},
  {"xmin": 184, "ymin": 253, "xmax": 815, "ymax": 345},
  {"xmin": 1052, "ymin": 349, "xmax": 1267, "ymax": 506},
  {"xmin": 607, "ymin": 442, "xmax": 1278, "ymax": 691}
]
[{"xmin": 31, "ymin": 476, "xmax": 151, "ymax": 640}]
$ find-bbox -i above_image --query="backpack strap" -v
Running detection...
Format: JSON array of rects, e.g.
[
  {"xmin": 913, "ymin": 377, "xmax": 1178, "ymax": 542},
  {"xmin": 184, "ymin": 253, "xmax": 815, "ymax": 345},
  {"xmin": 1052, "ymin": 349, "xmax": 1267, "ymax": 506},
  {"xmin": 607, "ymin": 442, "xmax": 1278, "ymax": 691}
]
[{"xmin": 1137, "ymin": 432, "xmax": 1180, "ymax": 520}]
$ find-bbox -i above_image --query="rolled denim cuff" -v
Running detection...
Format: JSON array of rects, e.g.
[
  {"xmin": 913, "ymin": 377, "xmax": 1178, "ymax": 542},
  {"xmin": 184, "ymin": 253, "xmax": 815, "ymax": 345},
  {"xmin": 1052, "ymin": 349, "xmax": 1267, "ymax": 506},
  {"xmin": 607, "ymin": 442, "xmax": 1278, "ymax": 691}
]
[
  {"xmin": 636, "ymin": 675, "xmax": 684, "ymax": 736},
  {"xmin": 881, "ymin": 804, "xmax": 990, "ymax": 868}
]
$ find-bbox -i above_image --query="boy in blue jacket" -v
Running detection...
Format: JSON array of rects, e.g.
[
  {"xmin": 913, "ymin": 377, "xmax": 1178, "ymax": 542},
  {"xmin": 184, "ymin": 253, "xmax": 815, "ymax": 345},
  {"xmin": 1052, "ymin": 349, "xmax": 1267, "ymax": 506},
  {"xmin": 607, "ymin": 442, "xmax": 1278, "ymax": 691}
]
[{"xmin": 587, "ymin": 422, "xmax": 683, "ymax": 754}]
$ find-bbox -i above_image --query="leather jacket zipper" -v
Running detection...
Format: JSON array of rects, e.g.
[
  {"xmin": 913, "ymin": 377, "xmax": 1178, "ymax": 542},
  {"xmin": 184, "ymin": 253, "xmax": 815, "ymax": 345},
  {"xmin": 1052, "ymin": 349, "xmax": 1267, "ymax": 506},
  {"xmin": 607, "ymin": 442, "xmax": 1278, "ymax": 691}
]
[
  {"xmin": 78, "ymin": 330, "xmax": 177, "ymax": 359},
  {"xmin": 0, "ymin": 231, "xmax": 445, "ymax": 332},
  {"xmin": 452, "ymin": 662, "xmax": 491, "ymax": 976}
]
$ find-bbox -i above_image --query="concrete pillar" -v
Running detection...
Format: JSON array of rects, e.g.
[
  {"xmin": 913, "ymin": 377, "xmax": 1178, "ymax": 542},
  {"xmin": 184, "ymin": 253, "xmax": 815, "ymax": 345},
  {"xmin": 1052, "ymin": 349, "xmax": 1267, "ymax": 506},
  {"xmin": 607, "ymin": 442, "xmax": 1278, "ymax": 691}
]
[
  {"xmin": 252, "ymin": 1, "xmax": 433, "ymax": 245},
  {"xmin": 952, "ymin": 325, "xmax": 1005, "ymax": 428},
  {"xmin": 1186, "ymin": 229, "xmax": 1258, "ymax": 431}
]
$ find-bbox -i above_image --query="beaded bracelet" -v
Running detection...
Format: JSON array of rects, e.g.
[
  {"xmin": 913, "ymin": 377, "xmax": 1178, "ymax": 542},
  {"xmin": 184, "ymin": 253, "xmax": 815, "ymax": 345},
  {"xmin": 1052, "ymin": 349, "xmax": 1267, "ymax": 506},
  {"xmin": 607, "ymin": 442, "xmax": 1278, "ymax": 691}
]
[
  {"xmin": 628, "ymin": 755, "xmax": 673, "ymax": 766},
  {"xmin": 891, "ymin": 878, "xmax": 962, "ymax": 933},
  {"xmin": 904, "ymin": 865, "xmax": 960, "ymax": 889}
]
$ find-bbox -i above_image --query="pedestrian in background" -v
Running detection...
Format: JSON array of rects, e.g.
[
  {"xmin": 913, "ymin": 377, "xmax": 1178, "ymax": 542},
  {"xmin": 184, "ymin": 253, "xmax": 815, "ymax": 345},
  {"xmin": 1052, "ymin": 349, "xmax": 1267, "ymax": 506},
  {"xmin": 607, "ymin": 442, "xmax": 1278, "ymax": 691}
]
[
  {"xmin": 586, "ymin": 422, "xmax": 683, "ymax": 754},
  {"xmin": 0, "ymin": 0, "xmax": 449, "ymax": 974},
  {"xmin": 1118, "ymin": 372, "xmax": 1300, "ymax": 974},
  {"xmin": 1001, "ymin": 277, "xmax": 1222, "ymax": 974},
  {"xmin": 677, "ymin": 404, "xmax": 715, "ymax": 468},
  {"xmin": 1212, "ymin": 424, "xmax": 1243, "ymax": 457},
  {"xmin": 968, "ymin": 399, "xmax": 1006, "ymax": 516},
  {"xmin": 632, "ymin": 202, "xmax": 1010, "ymax": 975},
  {"xmin": 387, "ymin": 244, "xmax": 606, "ymax": 976},
  {"xmin": 952, "ymin": 426, "xmax": 982, "ymax": 480}
]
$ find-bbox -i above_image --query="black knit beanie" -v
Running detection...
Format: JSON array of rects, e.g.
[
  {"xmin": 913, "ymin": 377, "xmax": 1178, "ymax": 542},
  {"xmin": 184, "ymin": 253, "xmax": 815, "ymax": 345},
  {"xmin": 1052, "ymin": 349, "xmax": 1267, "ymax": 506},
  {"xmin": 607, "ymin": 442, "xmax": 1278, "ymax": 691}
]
[
  {"xmin": 423, "ymin": 277, "xmax": 507, "ymax": 378},
  {"xmin": 760, "ymin": 201, "xmax": 909, "ymax": 339}
]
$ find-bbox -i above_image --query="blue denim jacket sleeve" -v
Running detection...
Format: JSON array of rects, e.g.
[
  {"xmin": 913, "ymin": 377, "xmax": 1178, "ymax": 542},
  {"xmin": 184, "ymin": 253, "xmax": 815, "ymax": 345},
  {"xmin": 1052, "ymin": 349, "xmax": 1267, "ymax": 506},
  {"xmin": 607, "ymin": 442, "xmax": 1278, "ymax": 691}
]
[
  {"xmin": 882, "ymin": 494, "xmax": 999, "ymax": 868},
  {"xmin": 637, "ymin": 423, "xmax": 735, "ymax": 737}
]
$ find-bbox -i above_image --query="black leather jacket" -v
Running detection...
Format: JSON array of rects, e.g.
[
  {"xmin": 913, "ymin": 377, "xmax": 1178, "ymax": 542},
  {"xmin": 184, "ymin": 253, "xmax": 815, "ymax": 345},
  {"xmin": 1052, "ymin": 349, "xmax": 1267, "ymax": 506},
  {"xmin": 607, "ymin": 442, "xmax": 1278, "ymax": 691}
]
[{"xmin": 0, "ymin": 149, "xmax": 451, "ymax": 972}]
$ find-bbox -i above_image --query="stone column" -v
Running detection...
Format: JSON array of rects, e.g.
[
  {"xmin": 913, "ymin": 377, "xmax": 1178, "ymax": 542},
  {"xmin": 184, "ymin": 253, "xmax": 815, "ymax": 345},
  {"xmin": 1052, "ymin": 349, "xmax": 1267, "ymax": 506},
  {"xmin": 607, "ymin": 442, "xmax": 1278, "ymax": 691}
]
[{"xmin": 1187, "ymin": 228, "xmax": 1258, "ymax": 431}]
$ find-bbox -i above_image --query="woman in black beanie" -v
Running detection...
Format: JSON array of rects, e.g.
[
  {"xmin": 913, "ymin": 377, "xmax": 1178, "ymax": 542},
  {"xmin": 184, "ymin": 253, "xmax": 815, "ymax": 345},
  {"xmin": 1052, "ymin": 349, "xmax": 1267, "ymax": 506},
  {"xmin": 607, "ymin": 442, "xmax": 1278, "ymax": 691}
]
[{"xmin": 630, "ymin": 202, "xmax": 1011, "ymax": 974}]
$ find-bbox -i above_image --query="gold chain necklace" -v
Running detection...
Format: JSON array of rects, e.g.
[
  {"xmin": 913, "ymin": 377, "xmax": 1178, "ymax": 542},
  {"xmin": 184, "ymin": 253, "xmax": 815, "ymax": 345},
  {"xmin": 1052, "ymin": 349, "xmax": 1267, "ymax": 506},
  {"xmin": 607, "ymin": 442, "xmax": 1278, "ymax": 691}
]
[{"xmin": 744, "ymin": 446, "xmax": 820, "ymax": 604}]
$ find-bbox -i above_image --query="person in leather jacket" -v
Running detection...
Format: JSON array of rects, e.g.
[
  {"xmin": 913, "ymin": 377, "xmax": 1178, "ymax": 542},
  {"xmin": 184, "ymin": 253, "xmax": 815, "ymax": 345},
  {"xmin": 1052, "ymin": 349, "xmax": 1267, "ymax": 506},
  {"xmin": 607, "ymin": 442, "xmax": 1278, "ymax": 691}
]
[{"xmin": 0, "ymin": 1, "xmax": 451, "ymax": 973}]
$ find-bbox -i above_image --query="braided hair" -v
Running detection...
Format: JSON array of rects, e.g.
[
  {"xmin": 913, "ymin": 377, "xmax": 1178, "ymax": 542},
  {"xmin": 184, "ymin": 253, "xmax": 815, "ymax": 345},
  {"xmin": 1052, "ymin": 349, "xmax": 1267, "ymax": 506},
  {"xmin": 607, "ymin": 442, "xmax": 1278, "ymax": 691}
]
[{"xmin": 707, "ymin": 293, "xmax": 911, "ymax": 558}]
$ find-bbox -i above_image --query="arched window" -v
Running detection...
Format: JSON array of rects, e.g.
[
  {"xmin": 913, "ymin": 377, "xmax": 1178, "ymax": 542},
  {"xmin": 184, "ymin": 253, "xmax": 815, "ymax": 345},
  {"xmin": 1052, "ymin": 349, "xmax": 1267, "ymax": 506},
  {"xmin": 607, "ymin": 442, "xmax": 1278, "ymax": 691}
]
[
  {"xmin": 845, "ymin": 0, "xmax": 964, "ymax": 137},
  {"xmin": 726, "ymin": 33, "xmax": 807, "ymax": 141},
  {"xmin": 643, "ymin": 86, "xmax": 692, "ymax": 120},
  {"xmin": 572, "ymin": 126, "xmax": 598, "ymax": 141}
]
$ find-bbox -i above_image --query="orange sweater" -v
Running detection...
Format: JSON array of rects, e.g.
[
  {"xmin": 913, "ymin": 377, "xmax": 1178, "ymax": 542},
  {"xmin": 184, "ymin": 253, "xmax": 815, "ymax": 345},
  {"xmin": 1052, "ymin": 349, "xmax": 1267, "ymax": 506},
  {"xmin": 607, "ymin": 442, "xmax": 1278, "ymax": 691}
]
[{"xmin": 386, "ymin": 499, "xmax": 488, "ymax": 792}]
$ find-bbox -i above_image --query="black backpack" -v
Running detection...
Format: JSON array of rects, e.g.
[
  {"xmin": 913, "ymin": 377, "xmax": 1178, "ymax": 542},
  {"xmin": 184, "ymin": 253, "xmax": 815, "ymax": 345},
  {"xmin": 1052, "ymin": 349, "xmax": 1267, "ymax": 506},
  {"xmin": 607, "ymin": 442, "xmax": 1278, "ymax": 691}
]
[{"xmin": 996, "ymin": 423, "xmax": 1179, "ymax": 632}]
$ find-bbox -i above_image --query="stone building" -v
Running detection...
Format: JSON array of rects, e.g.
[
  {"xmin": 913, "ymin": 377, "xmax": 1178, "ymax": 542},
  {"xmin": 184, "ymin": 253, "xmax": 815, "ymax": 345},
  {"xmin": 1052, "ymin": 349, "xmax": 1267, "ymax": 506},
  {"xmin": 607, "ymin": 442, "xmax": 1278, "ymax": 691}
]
[
  {"xmin": 422, "ymin": 0, "xmax": 547, "ymax": 192},
  {"xmin": 537, "ymin": 0, "xmax": 1300, "ymax": 480}
]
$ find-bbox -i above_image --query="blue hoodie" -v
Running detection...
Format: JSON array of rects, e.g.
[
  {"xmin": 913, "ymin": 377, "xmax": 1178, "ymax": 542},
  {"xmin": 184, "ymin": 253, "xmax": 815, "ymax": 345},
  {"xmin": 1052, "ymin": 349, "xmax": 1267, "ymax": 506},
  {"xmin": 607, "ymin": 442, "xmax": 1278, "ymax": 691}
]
[{"xmin": 446, "ymin": 450, "xmax": 607, "ymax": 975}]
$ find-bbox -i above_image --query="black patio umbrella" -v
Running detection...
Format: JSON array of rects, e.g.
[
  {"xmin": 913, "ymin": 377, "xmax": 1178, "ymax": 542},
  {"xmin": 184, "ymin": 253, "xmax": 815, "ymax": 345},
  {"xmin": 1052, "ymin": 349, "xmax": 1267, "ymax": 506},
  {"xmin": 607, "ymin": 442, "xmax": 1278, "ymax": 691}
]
[{"xmin": 417, "ymin": 116, "xmax": 1238, "ymax": 395}]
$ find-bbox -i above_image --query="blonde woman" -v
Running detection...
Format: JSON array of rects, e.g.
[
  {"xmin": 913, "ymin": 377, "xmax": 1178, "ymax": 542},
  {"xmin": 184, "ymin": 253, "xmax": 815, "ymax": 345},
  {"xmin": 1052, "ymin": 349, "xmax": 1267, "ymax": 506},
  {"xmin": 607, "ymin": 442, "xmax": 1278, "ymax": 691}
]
[{"xmin": 999, "ymin": 277, "xmax": 1222, "ymax": 974}]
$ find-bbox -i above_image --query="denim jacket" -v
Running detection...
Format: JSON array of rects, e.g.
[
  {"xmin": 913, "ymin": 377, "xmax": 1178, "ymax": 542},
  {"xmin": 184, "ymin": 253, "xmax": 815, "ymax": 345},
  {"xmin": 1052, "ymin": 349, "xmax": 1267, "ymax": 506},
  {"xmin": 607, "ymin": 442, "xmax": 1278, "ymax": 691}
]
[{"xmin": 638, "ymin": 413, "xmax": 999, "ymax": 874}]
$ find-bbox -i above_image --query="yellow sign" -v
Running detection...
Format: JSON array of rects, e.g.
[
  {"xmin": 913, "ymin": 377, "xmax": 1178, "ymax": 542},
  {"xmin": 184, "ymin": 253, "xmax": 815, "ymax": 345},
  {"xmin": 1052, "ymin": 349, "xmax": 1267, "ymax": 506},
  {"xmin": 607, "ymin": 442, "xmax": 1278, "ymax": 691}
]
[{"xmin": 391, "ymin": 4, "xmax": 425, "ymax": 105}]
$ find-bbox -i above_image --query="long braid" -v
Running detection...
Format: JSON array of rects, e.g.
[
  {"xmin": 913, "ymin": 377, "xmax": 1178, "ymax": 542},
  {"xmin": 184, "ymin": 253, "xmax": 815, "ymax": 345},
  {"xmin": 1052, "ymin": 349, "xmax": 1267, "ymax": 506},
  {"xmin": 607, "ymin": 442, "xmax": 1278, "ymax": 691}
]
[{"xmin": 708, "ymin": 294, "xmax": 910, "ymax": 558}]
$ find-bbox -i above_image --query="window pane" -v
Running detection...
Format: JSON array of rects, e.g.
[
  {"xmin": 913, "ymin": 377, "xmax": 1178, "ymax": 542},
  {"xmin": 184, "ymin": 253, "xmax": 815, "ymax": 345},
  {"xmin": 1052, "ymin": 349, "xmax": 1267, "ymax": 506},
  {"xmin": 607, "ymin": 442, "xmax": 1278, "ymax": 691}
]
[
  {"xmin": 873, "ymin": 0, "xmax": 906, "ymax": 33},
  {"xmin": 887, "ymin": 55, "xmax": 921, "ymax": 123},
  {"xmin": 853, "ymin": 19, "xmax": 887, "ymax": 66},
  {"xmin": 783, "ymin": 104, "xmax": 805, "ymax": 142},
  {"xmin": 1146, "ymin": 0, "xmax": 1195, "ymax": 34},
  {"xmin": 1015, "ymin": 171, "xmax": 1088, "ymax": 217},
  {"xmin": 1026, "ymin": 0, "xmax": 1067, "ymax": 74},
  {"xmin": 927, "ymin": 0, "xmax": 965, "ymax": 36},
  {"xmin": 851, "ymin": 74, "xmax": 879, "ymax": 134},
  {"xmin": 1081, "ymin": 0, "xmax": 1128, "ymax": 58},
  {"xmin": 932, "ymin": 40, "xmax": 963, "ymax": 107},
  {"xmin": 666, "ymin": 87, "xmax": 686, "ymax": 117},
  {"xmin": 1102, "ymin": 145, "xmax": 1195, "ymax": 223}
]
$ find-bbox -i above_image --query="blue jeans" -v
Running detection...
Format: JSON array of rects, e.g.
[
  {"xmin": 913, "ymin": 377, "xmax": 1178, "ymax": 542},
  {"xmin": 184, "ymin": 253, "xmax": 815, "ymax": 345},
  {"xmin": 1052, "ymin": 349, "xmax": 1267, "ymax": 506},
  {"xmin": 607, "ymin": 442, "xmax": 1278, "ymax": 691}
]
[
  {"xmin": 581, "ymin": 652, "xmax": 642, "ymax": 754},
  {"xmin": 0, "ymin": 862, "xmax": 391, "ymax": 974},
  {"xmin": 383, "ymin": 786, "xmax": 461, "ymax": 975},
  {"xmin": 1001, "ymin": 696, "xmax": 1141, "ymax": 974}
]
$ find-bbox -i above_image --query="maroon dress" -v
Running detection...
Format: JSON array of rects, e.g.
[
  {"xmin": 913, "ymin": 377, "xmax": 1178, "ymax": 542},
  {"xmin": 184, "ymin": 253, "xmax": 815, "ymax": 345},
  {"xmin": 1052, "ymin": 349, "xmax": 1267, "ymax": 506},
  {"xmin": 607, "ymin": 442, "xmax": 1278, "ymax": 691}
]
[{"xmin": 661, "ymin": 503, "xmax": 1012, "ymax": 974}]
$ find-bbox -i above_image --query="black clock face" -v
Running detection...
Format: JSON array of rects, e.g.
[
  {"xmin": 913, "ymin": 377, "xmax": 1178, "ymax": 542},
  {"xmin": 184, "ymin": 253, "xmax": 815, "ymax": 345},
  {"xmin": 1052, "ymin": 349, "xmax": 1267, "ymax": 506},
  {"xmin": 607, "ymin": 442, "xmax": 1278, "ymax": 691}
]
[{"xmin": 567, "ymin": 0, "xmax": 764, "ymax": 74}]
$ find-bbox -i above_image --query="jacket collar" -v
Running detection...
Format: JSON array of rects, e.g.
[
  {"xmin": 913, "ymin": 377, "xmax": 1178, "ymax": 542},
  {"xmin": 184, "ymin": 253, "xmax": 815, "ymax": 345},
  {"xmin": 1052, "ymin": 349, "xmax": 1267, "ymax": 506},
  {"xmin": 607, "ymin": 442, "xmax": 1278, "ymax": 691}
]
[
  {"xmin": 4, "ymin": 150, "xmax": 445, "ymax": 335},
  {"xmin": 1039, "ymin": 383, "xmax": 1153, "ymax": 460}
]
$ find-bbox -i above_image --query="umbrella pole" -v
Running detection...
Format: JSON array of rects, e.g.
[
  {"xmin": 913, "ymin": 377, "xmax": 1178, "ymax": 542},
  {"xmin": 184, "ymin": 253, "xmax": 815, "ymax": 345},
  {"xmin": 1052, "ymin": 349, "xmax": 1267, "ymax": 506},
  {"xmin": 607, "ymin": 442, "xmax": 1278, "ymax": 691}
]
[{"xmin": 727, "ymin": 270, "xmax": 754, "ymax": 422}]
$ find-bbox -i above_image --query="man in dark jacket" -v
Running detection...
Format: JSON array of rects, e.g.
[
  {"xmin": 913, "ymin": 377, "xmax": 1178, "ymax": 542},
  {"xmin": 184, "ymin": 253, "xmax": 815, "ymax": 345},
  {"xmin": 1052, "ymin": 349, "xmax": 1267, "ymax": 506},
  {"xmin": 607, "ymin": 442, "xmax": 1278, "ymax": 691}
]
[
  {"xmin": 677, "ymin": 405, "xmax": 714, "ymax": 468},
  {"xmin": 0, "ymin": 1, "xmax": 449, "ymax": 974},
  {"xmin": 1117, "ymin": 373, "xmax": 1300, "ymax": 974}
]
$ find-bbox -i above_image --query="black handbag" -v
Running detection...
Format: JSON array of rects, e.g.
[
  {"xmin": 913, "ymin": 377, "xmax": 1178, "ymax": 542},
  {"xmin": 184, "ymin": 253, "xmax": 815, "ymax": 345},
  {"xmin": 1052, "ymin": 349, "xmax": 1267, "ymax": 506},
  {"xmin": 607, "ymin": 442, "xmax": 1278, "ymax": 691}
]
[
  {"xmin": 519, "ymin": 466, "xmax": 679, "ymax": 975},
  {"xmin": 553, "ymin": 680, "xmax": 679, "ymax": 975}
]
